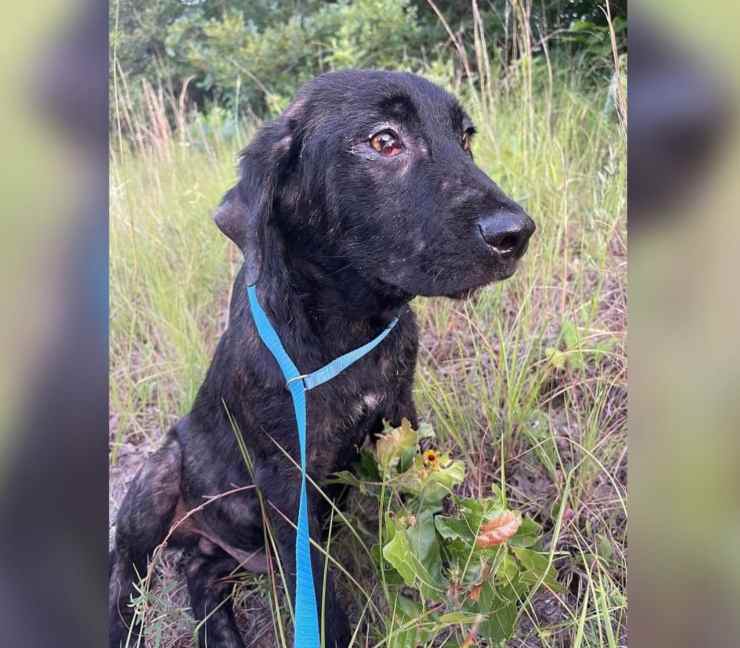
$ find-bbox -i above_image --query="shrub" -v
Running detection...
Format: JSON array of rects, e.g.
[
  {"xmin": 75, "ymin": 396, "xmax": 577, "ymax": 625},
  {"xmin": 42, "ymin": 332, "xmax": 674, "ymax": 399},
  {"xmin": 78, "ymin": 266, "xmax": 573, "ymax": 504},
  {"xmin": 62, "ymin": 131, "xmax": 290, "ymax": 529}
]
[
  {"xmin": 153, "ymin": 0, "xmax": 424, "ymax": 115},
  {"xmin": 112, "ymin": 0, "xmax": 627, "ymax": 126},
  {"xmin": 334, "ymin": 419, "xmax": 563, "ymax": 646}
]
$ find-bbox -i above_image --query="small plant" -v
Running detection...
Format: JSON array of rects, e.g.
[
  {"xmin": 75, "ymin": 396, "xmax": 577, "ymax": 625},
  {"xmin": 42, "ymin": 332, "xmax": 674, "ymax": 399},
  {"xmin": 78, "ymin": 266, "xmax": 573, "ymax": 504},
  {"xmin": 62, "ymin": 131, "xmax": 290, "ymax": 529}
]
[
  {"xmin": 336, "ymin": 419, "xmax": 562, "ymax": 646},
  {"xmin": 546, "ymin": 318, "xmax": 617, "ymax": 372}
]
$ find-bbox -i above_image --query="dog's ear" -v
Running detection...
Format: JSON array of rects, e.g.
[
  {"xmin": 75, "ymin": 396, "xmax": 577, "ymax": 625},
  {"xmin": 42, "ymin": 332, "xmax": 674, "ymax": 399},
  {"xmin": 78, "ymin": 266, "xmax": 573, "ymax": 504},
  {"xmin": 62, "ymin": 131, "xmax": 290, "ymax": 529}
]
[{"xmin": 214, "ymin": 116, "xmax": 298, "ymax": 285}]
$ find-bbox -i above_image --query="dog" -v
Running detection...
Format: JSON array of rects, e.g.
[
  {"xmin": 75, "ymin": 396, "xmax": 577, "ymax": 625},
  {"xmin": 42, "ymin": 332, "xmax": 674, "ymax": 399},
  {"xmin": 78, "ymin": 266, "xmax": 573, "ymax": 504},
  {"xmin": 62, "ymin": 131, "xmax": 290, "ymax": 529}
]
[{"xmin": 109, "ymin": 70, "xmax": 535, "ymax": 648}]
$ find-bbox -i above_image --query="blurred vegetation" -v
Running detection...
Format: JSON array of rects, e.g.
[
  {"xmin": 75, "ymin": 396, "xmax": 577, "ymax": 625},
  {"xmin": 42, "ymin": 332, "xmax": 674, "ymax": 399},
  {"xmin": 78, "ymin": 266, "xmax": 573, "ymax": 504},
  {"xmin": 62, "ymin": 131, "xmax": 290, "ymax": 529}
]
[{"xmin": 111, "ymin": 0, "xmax": 626, "ymax": 123}]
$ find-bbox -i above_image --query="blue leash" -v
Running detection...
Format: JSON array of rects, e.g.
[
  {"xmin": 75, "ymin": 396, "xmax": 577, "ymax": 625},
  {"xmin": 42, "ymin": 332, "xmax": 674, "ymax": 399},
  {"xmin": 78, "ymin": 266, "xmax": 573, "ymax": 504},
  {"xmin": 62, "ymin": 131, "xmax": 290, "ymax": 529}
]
[{"xmin": 247, "ymin": 284, "xmax": 398, "ymax": 648}]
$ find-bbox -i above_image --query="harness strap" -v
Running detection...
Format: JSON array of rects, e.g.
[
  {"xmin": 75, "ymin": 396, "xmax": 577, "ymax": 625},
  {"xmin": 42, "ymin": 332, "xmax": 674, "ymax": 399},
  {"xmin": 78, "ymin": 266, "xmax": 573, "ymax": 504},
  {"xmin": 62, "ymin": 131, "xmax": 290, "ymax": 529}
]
[{"xmin": 246, "ymin": 284, "xmax": 398, "ymax": 648}]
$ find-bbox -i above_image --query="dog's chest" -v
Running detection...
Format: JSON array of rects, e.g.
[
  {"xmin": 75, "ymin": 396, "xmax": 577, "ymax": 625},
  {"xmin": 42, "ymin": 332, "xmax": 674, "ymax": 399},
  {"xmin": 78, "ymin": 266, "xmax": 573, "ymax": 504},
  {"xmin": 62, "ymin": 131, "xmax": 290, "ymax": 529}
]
[
  {"xmin": 306, "ymin": 354, "xmax": 398, "ymax": 470},
  {"xmin": 315, "ymin": 382, "xmax": 388, "ymax": 436}
]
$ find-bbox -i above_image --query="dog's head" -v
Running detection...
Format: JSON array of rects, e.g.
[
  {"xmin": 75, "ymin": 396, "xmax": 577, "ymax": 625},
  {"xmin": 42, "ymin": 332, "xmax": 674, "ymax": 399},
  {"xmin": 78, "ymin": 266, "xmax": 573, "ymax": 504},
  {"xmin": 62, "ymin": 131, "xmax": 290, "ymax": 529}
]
[{"xmin": 216, "ymin": 70, "xmax": 535, "ymax": 300}]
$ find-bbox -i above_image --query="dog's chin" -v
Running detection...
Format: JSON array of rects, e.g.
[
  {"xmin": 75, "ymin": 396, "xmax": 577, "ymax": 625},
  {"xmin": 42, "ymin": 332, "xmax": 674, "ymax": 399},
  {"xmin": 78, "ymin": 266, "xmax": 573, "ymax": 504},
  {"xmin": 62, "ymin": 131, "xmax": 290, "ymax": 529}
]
[
  {"xmin": 444, "ymin": 286, "xmax": 481, "ymax": 300},
  {"xmin": 375, "ymin": 262, "xmax": 520, "ymax": 302},
  {"xmin": 441, "ymin": 265, "xmax": 519, "ymax": 299},
  {"xmin": 370, "ymin": 276, "xmax": 415, "ymax": 305}
]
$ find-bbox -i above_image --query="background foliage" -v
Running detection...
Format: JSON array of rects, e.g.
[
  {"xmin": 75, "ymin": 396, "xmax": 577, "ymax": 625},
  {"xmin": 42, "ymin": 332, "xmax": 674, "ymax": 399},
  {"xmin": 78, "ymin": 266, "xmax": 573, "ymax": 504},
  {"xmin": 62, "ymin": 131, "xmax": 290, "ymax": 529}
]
[{"xmin": 111, "ymin": 0, "xmax": 626, "ymax": 121}]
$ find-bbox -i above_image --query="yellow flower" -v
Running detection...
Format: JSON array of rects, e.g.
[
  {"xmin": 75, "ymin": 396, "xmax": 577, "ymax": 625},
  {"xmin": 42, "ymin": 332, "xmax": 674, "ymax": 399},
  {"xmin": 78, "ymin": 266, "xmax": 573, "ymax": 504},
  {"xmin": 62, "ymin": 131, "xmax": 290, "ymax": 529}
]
[{"xmin": 423, "ymin": 449, "xmax": 440, "ymax": 468}]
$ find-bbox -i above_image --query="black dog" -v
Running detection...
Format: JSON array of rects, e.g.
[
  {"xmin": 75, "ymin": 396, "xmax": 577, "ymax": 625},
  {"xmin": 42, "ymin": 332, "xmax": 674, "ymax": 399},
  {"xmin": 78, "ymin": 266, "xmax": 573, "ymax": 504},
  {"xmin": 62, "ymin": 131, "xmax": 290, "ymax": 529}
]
[{"xmin": 109, "ymin": 70, "xmax": 534, "ymax": 648}]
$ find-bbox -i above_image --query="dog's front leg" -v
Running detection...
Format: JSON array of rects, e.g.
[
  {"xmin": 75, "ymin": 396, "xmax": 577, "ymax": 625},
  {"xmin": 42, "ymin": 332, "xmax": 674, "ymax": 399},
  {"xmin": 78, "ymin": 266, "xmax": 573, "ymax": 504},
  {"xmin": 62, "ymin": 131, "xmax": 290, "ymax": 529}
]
[
  {"xmin": 386, "ymin": 384, "xmax": 419, "ymax": 429},
  {"xmin": 385, "ymin": 356, "xmax": 419, "ymax": 429},
  {"xmin": 257, "ymin": 462, "xmax": 351, "ymax": 648},
  {"xmin": 384, "ymin": 322, "xmax": 419, "ymax": 429}
]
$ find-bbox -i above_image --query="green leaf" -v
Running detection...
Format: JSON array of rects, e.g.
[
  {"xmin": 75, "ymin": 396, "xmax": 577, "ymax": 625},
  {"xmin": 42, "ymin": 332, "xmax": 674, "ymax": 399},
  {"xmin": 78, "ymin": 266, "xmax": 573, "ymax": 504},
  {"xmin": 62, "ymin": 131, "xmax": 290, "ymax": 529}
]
[
  {"xmin": 327, "ymin": 470, "xmax": 369, "ymax": 494},
  {"xmin": 416, "ymin": 420, "xmax": 436, "ymax": 440},
  {"xmin": 371, "ymin": 543, "xmax": 405, "ymax": 586},
  {"xmin": 382, "ymin": 527, "xmax": 416, "ymax": 586},
  {"xmin": 382, "ymin": 513, "xmax": 445, "ymax": 596},
  {"xmin": 393, "ymin": 593, "xmax": 422, "ymax": 619},
  {"xmin": 545, "ymin": 346, "xmax": 566, "ymax": 370},
  {"xmin": 512, "ymin": 547, "xmax": 563, "ymax": 592},
  {"xmin": 405, "ymin": 510, "xmax": 446, "ymax": 597},
  {"xmin": 435, "ymin": 515, "xmax": 475, "ymax": 543},
  {"xmin": 436, "ymin": 611, "xmax": 481, "ymax": 625},
  {"xmin": 477, "ymin": 582, "xmax": 518, "ymax": 644},
  {"xmin": 458, "ymin": 498, "xmax": 486, "ymax": 530},
  {"xmin": 508, "ymin": 517, "xmax": 541, "ymax": 548},
  {"xmin": 357, "ymin": 448, "xmax": 380, "ymax": 481},
  {"xmin": 596, "ymin": 532, "xmax": 614, "ymax": 561},
  {"xmin": 405, "ymin": 511, "xmax": 439, "ymax": 562},
  {"xmin": 489, "ymin": 482, "xmax": 506, "ymax": 507},
  {"xmin": 496, "ymin": 551, "xmax": 520, "ymax": 582},
  {"xmin": 443, "ymin": 538, "xmax": 473, "ymax": 568},
  {"xmin": 459, "ymin": 496, "xmax": 506, "ymax": 532},
  {"xmin": 376, "ymin": 418, "xmax": 417, "ymax": 475},
  {"xmin": 397, "ymin": 446, "xmax": 416, "ymax": 474},
  {"xmin": 561, "ymin": 319, "xmax": 579, "ymax": 350},
  {"xmin": 560, "ymin": 320, "xmax": 585, "ymax": 369},
  {"xmin": 569, "ymin": 19, "xmax": 598, "ymax": 33},
  {"xmin": 395, "ymin": 454, "xmax": 465, "ymax": 504}
]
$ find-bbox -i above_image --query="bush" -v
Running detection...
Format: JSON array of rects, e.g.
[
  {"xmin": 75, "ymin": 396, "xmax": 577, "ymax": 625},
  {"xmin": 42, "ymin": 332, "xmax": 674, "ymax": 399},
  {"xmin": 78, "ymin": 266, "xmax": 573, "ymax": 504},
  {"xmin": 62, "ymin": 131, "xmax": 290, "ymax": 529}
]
[
  {"xmin": 115, "ymin": 0, "xmax": 425, "ymax": 117},
  {"xmin": 333, "ymin": 419, "xmax": 562, "ymax": 646},
  {"xmin": 112, "ymin": 0, "xmax": 627, "ymax": 125}
]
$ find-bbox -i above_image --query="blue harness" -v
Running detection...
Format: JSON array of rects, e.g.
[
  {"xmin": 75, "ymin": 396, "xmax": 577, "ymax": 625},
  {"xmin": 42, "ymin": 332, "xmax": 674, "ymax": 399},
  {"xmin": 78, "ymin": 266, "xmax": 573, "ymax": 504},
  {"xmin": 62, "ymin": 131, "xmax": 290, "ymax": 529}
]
[{"xmin": 247, "ymin": 284, "xmax": 398, "ymax": 648}]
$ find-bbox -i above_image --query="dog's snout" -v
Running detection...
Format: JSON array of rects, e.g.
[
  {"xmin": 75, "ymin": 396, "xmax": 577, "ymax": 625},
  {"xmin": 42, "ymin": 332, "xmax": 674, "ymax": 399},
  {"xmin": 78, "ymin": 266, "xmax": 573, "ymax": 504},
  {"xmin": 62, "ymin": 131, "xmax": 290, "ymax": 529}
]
[{"xmin": 477, "ymin": 210, "xmax": 535, "ymax": 259}]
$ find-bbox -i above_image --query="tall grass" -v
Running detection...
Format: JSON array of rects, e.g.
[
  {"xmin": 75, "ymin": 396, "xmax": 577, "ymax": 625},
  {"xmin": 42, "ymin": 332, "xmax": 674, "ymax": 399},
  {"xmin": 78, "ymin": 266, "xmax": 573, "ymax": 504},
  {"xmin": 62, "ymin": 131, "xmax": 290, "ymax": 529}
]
[{"xmin": 110, "ymin": 3, "xmax": 626, "ymax": 644}]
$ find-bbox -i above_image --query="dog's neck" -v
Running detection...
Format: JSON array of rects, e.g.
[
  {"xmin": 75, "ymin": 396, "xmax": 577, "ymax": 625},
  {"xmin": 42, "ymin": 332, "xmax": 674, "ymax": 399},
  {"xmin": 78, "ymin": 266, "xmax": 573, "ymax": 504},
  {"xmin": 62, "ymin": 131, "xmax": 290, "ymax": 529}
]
[{"xmin": 256, "ymin": 223, "xmax": 409, "ymax": 348}]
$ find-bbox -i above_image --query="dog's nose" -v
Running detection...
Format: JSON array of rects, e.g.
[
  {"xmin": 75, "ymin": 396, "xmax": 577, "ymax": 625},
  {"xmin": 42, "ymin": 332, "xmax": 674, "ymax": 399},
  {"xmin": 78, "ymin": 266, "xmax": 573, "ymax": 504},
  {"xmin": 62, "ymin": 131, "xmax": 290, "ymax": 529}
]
[{"xmin": 478, "ymin": 210, "xmax": 535, "ymax": 259}]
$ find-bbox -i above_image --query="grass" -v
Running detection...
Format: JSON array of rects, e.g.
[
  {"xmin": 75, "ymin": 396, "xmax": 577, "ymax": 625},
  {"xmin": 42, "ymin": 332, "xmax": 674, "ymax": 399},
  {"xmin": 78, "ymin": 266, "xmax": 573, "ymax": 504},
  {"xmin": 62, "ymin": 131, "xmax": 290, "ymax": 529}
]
[{"xmin": 110, "ymin": 56, "xmax": 626, "ymax": 646}]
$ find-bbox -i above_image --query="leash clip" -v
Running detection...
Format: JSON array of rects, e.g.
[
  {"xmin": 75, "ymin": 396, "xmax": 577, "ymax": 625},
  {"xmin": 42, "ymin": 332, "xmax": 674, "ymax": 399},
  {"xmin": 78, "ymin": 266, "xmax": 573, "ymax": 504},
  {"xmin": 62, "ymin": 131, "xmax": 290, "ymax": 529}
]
[{"xmin": 286, "ymin": 373, "xmax": 309, "ymax": 389}]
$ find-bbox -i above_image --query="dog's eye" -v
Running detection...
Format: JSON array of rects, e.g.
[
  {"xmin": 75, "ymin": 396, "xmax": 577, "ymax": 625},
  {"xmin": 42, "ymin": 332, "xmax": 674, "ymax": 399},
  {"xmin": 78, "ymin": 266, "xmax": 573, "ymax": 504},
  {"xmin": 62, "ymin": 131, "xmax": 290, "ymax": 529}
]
[
  {"xmin": 370, "ymin": 130, "xmax": 403, "ymax": 157},
  {"xmin": 462, "ymin": 129, "xmax": 475, "ymax": 152}
]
